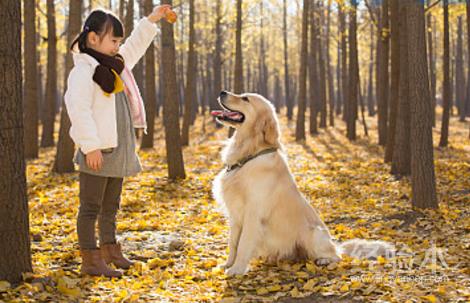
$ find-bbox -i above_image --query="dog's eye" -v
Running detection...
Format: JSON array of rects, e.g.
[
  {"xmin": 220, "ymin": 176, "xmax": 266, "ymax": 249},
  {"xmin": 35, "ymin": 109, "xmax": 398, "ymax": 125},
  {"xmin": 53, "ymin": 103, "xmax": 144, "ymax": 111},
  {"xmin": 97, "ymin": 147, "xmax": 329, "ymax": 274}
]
[{"xmin": 242, "ymin": 96, "xmax": 249, "ymax": 102}]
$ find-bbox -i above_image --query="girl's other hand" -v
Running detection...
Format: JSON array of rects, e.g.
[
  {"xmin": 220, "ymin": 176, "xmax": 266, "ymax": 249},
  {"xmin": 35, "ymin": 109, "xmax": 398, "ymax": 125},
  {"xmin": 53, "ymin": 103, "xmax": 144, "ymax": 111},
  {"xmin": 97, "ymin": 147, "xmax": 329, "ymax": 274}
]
[
  {"xmin": 86, "ymin": 150, "xmax": 103, "ymax": 171},
  {"xmin": 147, "ymin": 5, "xmax": 172, "ymax": 23}
]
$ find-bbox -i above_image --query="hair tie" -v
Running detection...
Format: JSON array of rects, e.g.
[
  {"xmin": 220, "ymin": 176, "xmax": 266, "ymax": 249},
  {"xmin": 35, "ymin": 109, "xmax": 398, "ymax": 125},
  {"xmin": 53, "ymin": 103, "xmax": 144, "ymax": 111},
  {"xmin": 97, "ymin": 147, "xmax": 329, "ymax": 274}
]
[{"xmin": 84, "ymin": 25, "xmax": 90, "ymax": 32}]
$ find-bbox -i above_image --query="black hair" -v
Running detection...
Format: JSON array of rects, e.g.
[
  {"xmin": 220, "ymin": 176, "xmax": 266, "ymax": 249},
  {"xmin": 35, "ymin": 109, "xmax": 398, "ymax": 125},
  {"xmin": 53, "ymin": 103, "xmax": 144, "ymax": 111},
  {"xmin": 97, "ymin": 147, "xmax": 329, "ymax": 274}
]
[{"xmin": 70, "ymin": 9, "xmax": 124, "ymax": 52}]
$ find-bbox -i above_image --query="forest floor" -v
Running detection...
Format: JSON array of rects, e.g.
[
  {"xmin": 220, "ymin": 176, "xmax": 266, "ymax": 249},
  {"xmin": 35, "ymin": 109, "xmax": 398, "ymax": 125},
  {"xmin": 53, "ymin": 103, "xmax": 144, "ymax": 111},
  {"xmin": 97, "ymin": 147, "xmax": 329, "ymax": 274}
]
[{"xmin": 1, "ymin": 111, "xmax": 469, "ymax": 303}]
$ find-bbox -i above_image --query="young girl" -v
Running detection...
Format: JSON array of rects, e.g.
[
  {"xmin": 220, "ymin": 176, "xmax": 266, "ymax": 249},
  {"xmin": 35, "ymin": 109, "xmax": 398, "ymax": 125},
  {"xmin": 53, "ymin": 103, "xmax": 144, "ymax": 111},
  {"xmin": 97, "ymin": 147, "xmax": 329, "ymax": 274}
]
[{"xmin": 65, "ymin": 5, "xmax": 173, "ymax": 277}]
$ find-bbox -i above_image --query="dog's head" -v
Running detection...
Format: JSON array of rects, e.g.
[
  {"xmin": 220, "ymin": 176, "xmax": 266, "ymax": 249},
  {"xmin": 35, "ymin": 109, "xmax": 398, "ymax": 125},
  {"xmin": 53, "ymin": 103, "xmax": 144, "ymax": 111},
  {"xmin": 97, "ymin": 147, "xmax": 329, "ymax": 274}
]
[{"xmin": 211, "ymin": 91, "xmax": 280, "ymax": 146}]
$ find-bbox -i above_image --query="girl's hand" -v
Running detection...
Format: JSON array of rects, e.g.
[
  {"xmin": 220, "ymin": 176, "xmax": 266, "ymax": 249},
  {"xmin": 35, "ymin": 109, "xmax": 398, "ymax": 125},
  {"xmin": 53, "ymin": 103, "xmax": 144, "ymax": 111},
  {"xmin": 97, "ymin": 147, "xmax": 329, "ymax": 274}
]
[
  {"xmin": 147, "ymin": 5, "xmax": 172, "ymax": 23},
  {"xmin": 86, "ymin": 150, "xmax": 103, "ymax": 171}
]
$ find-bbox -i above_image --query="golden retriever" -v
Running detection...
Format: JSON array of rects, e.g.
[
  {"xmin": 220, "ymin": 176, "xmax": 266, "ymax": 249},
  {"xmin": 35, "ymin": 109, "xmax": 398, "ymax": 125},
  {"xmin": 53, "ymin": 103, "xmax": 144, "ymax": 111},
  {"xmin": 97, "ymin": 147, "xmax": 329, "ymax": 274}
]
[{"xmin": 211, "ymin": 91, "xmax": 393, "ymax": 276}]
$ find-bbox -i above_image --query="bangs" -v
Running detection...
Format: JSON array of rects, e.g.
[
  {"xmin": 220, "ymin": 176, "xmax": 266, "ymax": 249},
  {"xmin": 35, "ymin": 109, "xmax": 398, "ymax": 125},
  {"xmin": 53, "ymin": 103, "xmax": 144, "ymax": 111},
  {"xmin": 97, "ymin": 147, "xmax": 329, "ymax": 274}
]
[{"xmin": 102, "ymin": 14, "xmax": 124, "ymax": 38}]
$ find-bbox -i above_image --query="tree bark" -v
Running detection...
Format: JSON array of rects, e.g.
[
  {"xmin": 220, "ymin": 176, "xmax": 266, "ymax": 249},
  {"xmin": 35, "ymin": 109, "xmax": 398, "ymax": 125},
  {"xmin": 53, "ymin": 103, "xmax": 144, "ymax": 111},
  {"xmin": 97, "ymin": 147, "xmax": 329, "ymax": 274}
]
[
  {"xmin": 23, "ymin": 0, "xmax": 39, "ymax": 159},
  {"xmin": 318, "ymin": 2, "xmax": 327, "ymax": 129},
  {"xmin": 426, "ymin": 1, "xmax": 437, "ymax": 126},
  {"xmin": 377, "ymin": 0, "xmax": 389, "ymax": 146},
  {"xmin": 212, "ymin": 0, "xmax": 223, "ymax": 111},
  {"xmin": 41, "ymin": 0, "xmax": 58, "ymax": 147},
  {"xmin": 53, "ymin": 0, "xmax": 82, "ymax": 173},
  {"xmin": 406, "ymin": 0, "xmax": 438, "ymax": 209},
  {"xmin": 161, "ymin": 0, "xmax": 186, "ymax": 180},
  {"xmin": 295, "ymin": 0, "xmax": 309, "ymax": 141},
  {"xmin": 181, "ymin": 0, "xmax": 197, "ymax": 146},
  {"xmin": 339, "ymin": 3, "xmax": 348, "ymax": 122},
  {"xmin": 347, "ymin": 0, "xmax": 359, "ymax": 141},
  {"xmin": 326, "ymin": 0, "xmax": 335, "ymax": 127},
  {"xmin": 391, "ymin": 0, "xmax": 411, "ymax": 176},
  {"xmin": 0, "ymin": 0, "xmax": 32, "ymax": 283},
  {"xmin": 439, "ymin": 0, "xmax": 451, "ymax": 147},
  {"xmin": 141, "ymin": 0, "xmax": 158, "ymax": 149},
  {"xmin": 309, "ymin": 1, "xmax": 319, "ymax": 136},
  {"xmin": 385, "ymin": 0, "xmax": 400, "ymax": 162},
  {"xmin": 456, "ymin": 16, "xmax": 466, "ymax": 122},
  {"xmin": 283, "ymin": 0, "xmax": 293, "ymax": 120}
]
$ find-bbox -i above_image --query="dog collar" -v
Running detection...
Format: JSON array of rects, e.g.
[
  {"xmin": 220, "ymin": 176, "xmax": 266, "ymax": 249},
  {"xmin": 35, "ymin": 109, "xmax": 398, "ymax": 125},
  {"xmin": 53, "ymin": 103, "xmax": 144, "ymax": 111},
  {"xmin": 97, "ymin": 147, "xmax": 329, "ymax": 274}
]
[{"xmin": 225, "ymin": 148, "xmax": 278, "ymax": 172}]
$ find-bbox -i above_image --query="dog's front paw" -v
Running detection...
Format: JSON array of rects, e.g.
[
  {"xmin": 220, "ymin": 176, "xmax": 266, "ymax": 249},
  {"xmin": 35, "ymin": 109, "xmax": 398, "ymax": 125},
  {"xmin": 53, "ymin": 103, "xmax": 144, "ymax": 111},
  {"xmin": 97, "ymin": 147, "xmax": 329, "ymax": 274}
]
[
  {"xmin": 225, "ymin": 265, "xmax": 248, "ymax": 276},
  {"xmin": 315, "ymin": 258, "xmax": 333, "ymax": 266}
]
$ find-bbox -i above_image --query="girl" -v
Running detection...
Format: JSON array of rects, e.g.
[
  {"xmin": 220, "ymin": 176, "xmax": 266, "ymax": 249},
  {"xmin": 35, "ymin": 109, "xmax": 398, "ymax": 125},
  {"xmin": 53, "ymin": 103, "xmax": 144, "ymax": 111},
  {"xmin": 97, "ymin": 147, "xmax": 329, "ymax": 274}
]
[{"xmin": 65, "ymin": 5, "xmax": 173, "ymax": 277}]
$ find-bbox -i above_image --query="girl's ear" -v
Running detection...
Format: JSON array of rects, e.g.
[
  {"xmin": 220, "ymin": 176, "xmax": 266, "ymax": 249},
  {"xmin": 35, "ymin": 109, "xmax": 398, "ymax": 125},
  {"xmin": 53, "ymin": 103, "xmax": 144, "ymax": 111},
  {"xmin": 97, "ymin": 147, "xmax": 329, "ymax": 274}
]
[{"xmin": 87, "ymin": 31, "xmax": 99, "ymax": 46}]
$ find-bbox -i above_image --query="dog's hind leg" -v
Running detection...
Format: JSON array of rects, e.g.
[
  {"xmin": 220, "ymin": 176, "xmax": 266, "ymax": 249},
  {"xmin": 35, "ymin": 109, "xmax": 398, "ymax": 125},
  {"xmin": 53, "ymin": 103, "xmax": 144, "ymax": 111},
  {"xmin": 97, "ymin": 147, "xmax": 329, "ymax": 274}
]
[
  {"xmin": 225, "ymin": 216, "xmax": 263, "ymax": 276},
  {"xmin": 223, "ymin": 221, "xmax": 242, "ymax": 269},
  {"xmin": 302, "ymin": 225, "xmax": 341, "ymax": 266}
]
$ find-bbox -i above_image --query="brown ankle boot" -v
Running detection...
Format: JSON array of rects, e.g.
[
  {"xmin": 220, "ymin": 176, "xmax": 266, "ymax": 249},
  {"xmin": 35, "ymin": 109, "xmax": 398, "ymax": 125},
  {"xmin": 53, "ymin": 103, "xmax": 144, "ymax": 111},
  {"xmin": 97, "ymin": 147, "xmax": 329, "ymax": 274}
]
[
  {"xmin": 101, "ymin": 243, "xmax": 134, "ymax": 270},
  {"xmin": 80, "ymin": 249, "xmax": 122, "ymax": 278}
]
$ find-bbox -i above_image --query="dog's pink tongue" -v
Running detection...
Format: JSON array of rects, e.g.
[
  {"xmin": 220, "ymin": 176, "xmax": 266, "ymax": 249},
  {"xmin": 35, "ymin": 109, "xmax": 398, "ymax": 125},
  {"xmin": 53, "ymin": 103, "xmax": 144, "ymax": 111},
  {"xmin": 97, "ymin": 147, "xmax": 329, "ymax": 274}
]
[{"xmin": 211, "ymin": 110, "xmax": 224, "ymax": 117}]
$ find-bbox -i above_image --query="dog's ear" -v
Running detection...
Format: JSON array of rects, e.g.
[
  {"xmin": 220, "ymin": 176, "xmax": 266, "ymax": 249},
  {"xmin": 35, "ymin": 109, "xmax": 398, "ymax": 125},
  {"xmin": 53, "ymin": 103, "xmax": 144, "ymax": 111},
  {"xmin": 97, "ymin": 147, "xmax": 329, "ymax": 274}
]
[{"xmin": 262, "ymin": 114, "xmax": 279, "ymax": 146}]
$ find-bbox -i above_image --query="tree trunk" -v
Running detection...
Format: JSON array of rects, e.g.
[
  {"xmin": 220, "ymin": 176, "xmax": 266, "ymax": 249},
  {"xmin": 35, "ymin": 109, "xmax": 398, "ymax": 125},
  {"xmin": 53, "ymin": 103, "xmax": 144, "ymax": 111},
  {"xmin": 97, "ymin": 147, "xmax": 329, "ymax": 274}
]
[
  {"xmin": 367, "ymin": 21, "xmax": 375, "ymax": 117},
  {"xmin": 426, "ymin": 1, "xmax": 437, "ymax": 126},
  {"xmin": 295, "ymin": 0, "xmax": 309, "ymax": 141},
  {"xmin": 283, "ymin": 0, "xmax": 292, "ymax": 120},
  {"xmin": 377, "ymin": 0, "xmax": 389, "ymax": 146},
  {"xmin": 23, "ymin": 0, "xmax": 39, "ymax": 159},
  {"xmin": 53, "ymin": 0, "xmax": 82, "ymax": 173},
  {"xmin": 0, "ymin": 0, "xmax": 32, "ymax": 283},
  {"xmin": 161, "ymin": 0, "xmax": 186, "ymax": 180},
  {"xmin": 385, "ymin": 0, "xmax": 400, "ymax": 163},
  {"xmin": 212, "ymin": 0, "xmax": 223, "ymax": 111},
  {"xmin": 391, "ymin": 0, "xmax": 411, "ymax": 176},
  {"xmin": 140, "ymin": 0, "xmax": 158, "ymax": 149},
  {"xmin": 439, "ymin": 0, "xmax": 451, "ymax": 147},
  {"xmin": 181, "ymin": 0, "xmax": 197, "ymax": 146},
  {"xmin": 466, "ymin": 1, "xmax": 470, "ymax": 120},
  {"xmin": 406, "ymin": 0, "xmax": 438, "ymax": 209},
  {"xmin": 339, "ymin": 3, "xmax": 348, "ymax": 122},
  {"xmin": 456, "ymin": 17, "xmax": 466, "ymax": 122},
  {"xmin": 309, "ymin": 1, "xmax": 319, "ymax": 135},
  {"xmin": 347, "ymin": 0, "xmax": 359, "ymax": 141},
  {"xmin": 230, "ymin": 0, "xmax": 244, "ymax": 137},
  {"xmin": 119, "ymin": 0, "xmax": 126, "ymax": 20},
  {"xmin": 326, "ymin": 0, "xmax": 335, "ymax": 127},
  {"xmin": 41, "ymin": 0, "xmax": 57, "ymax": 147},
  {"xmin": 318, "ymin": 2, "xmax": 327, "ymax": 129},
  {"xmin": 259, "ymin": 2, "xmax": 268, "ymax": 98}
]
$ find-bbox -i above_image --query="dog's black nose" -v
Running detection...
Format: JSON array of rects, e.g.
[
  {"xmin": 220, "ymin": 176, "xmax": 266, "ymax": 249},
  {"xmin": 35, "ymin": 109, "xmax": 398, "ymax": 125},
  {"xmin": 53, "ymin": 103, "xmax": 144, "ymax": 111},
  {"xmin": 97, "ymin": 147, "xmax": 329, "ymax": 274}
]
[{"xmin": 220, "ymin": 91, "xmax": 228, "ymax": 97}]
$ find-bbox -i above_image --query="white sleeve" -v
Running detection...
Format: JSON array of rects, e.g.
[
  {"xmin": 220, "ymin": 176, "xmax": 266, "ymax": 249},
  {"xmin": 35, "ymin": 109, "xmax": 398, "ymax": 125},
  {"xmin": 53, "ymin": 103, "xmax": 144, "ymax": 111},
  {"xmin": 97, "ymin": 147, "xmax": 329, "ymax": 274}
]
[
  {"xmin": 64, "ymin": 66, "xmax": 101, "ymax": 154},
  {"xmin": 119, "ymin": 17, "xmax": 158, "ymax": 70}
]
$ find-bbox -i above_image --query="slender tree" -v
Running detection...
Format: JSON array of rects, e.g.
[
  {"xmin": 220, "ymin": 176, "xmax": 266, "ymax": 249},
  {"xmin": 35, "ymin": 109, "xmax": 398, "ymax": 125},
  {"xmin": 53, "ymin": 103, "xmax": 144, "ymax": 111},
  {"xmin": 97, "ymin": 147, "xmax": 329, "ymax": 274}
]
[
  {"xmin": 54, "ymin": 0, "xmax": 82, "ymax": 173},
  {"xmin": 212, "ymin": 0, "xmax": 223, "ymax": 111},
  {"xmin": 318, "ymin": 2, "xmax": 327, "ymax": 129},
  {"xmin": 406, "ymin": 0, "xmax": 438, "ymax": 209},
  {"xmin": 141, "ymin": 0, "xmax": 158, "ymax": 149},
  {"xmin": 377, "ymin": 0, "xmax": 390, "ymax": 146},
  {"xmin": 347, "ymin": 0, "xmax": 359, "ymax": 140},
  {"xmin": 456, "ymin": 16, "xmax": 466, "ymax": 122},
  {"xmin": 385, "ymin": 0, "xmax": 400, "ymax": 162},
  {"xmin": 439, "ymin": 0, "xmax": 451, "ymax": 147},
  {"xmin": 234, "ymin": 0, "xmax": 244, "ymax": 94},
  {"xmin": 309, "ymin": 1, "xmax": 319, "ymax": 135},
  {"xmin": 283, "ymin": 0, "xmax": 292, "ymax": 120},
  {"xmin": 23, "ymin": 0, "xmax": 39, "ymax": 159},
  {"xmin": 0, "ymin": 0, "xmax": 32, "ymax": 283},
  {"xmin": 181, "ymin": 0, "xmax": 198, "ymax": 146},
  {"xmin": 326, "ymin": 0, "xmax": 335, "ymax": 126},
  {"xmin": 427, "ymin": 0, "xmax": 437, "ymax": 126},
  {"xmin": 295, "ymin": 0, "xmax": 310, "ymax": 141},
  {"xmin": 391, "ymin": 0, "xmax": 411, "ymax": 176},
  {"xmin": 161, "ymin": 0, "xmax": 186, "ymax": 179},
  {"xmin": 339, "ymin": 2, "xmax": 348, "ymax": 121},
  {"xmin": 41, "ymin": 0, "xmax": 58, "ymax": 147}
]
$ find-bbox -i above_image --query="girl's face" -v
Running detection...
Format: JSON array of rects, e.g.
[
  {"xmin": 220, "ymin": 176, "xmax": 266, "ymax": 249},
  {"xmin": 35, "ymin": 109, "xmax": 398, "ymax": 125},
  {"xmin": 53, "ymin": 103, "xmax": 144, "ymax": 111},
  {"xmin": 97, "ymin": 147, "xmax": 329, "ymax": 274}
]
[{"xmin": 87, "ymin": 31, "xmax": 123, "ymax": 56}]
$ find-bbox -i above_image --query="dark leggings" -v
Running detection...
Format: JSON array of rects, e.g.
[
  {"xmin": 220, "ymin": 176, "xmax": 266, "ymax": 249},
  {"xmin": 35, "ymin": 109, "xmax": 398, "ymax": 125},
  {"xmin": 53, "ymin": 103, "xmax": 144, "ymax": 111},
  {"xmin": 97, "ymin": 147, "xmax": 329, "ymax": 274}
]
[{"xmin": 77, "ymin": 172, "xmax": 123, "ymax": 249}]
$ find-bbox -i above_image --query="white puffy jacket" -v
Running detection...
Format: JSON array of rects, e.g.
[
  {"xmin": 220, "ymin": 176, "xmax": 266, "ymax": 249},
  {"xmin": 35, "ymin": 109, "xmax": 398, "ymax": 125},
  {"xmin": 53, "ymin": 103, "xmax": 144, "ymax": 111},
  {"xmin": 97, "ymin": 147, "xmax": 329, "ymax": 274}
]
[{"xmin": 65, "ymin": 18, "xmax": 157, "ymax": 154}]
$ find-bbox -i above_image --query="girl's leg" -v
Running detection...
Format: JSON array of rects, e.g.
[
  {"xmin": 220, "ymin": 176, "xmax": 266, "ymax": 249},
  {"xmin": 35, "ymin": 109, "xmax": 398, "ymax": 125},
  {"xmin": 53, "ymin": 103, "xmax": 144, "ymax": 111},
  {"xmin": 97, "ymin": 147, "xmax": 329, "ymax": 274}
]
[
  {"xmin": 77, "ymin": 172, "xmax": 108, "ymax": 249},
  {"xmin": 98, "ymin": 177, "xmax": 123, "ymax": 245}
]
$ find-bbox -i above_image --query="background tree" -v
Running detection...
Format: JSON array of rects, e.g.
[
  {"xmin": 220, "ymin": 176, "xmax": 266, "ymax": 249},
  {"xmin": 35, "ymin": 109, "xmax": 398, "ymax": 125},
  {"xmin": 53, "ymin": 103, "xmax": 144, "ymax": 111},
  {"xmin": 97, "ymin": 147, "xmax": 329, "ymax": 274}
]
[
  {"xmin": 23, "ymin": 0, "xmax": 39, "ymax": 159},
  {"xmin": 0, "ymin": 0, "xmax": 32, "ymax": 283},
  {"xmin": 377, "ymin": 0, "xmax": 389, "ymax": 146},
  {"xmin": 161, "ymin": 0, "xmax": 186, "ymax": 180},
  {"xmin": 283, "ymin": 0, "xmax": 292, "ymax": 120},
  {"xmin": 455, "ymin": 16, "xmax": 466, "ymax": 122},
  {"xmin": 439, "ymin": 0, "xmax": 451, "ymax": 147},
  {"xmin": 347, "ymin": 0, "xmax": 359, "ymax": 140},
  {"xmin": 141, "ymin": 0, "xmax": 158, "ymax": 149},
  {"xmin": 181, "ymin": 0, "xmax": 198, "ymax": 146},
  {"xmin": 53, "ymin": 0, "xmax": 82, "ymax": 173},
  {"xmin": 406, "ymin": 0, "xmax": 438, "ymax": 209},
  {"xmin": 295, "ymin": 0, "xmax": 309, "ymax": 141},
  {"xmin": 41, "ymin": 0, "xmax": 58, "ymax": 147}
]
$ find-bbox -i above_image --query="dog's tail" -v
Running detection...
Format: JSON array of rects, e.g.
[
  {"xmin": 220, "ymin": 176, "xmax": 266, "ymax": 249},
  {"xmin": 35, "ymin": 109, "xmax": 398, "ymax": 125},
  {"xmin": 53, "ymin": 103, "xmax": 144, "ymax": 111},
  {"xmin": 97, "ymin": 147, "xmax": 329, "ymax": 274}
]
[{"xmin": 337, "ymin": 239, "xmax": 395, "ymax": 259}]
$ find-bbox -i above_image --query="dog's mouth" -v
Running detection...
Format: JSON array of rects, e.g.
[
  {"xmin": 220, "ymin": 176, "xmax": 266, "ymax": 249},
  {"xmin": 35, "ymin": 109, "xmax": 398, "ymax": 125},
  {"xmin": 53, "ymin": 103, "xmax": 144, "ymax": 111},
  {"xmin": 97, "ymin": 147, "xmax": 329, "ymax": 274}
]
[{"xmin": 211, "ymin": 103, "xmax": 245, "ymax": 123}]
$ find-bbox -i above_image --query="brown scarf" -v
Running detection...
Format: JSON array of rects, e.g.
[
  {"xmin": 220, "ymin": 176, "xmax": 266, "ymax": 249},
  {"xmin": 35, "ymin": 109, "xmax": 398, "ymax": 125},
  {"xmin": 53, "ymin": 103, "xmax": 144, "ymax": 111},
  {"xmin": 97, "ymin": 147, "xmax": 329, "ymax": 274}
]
[{"xmin": 83, "ymin": 48, "xmax": 125, "ymax": 94}]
